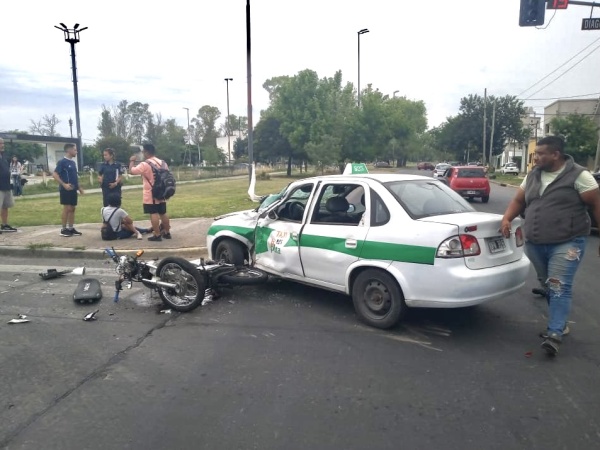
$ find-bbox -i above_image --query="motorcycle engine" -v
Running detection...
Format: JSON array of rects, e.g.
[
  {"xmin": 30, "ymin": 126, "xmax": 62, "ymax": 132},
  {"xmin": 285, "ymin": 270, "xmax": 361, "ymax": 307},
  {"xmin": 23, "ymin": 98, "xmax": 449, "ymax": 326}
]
[{"xmin": 115, "ymin": 255, "xmax": 138, "ymax": 277}]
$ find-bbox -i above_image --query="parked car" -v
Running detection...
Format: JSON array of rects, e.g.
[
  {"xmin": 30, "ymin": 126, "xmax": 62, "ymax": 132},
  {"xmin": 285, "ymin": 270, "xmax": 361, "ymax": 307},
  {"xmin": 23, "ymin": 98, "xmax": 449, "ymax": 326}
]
[
  {"xmin": 440, "ymin": 166, "xmax": 490, "ymax": 203},
  {"xmin": 373, "ymin": 161, "xmax": 391, "ymax": 168},
  {"xmin": 432, "ymin": 163, "xmax": 452, "ymax": 178},
  {"xmin": 417, "ymin": 162, "xmax": 435, "ymax": 170},
  {"xmin": 500, "ymin": 163, "xmax": 519, "ymax": 175},
  {"xmin": 206, "ymin": 173, "xmax": 529, "ymax": 329}
]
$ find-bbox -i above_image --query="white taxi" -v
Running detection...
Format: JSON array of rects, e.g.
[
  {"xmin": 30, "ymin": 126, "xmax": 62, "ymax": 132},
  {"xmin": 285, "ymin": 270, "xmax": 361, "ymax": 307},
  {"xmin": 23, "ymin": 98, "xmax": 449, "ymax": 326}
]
[{"xmin": 207, "ymin": 173, "xmax": 530, "ymax": 329}]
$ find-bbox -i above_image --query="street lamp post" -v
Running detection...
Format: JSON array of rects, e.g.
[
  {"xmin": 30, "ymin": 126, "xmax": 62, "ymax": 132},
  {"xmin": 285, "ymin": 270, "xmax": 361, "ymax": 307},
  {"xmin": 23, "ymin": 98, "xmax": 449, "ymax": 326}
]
[
  {"xmin": 68, "ymin": 117, "xmax": 73, "ymax": 138},
  {"xmin": 183, "ymin": 107, "xmax": 191, "ymax": 165},
  {"xmin": 393, "ymin": 90, "xmax": 399, "ymax": 98},
  {"xmin": 55, "ymin": 23, "xmax": 87, "ymax": 168},
  {"xmin": 357, "ymin": 28, "xmax": 369, "ymax": 107},
  {"xmin": 224, "ymin": 78, "xmax": 233, "ymax": 165}
]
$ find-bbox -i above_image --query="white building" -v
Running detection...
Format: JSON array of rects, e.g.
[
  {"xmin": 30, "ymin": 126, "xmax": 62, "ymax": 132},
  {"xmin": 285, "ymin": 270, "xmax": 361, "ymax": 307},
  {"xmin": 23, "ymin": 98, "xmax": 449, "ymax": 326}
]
[{"xmin": 216, "ymin": 130, "xmax": 244, "ymax": 163}]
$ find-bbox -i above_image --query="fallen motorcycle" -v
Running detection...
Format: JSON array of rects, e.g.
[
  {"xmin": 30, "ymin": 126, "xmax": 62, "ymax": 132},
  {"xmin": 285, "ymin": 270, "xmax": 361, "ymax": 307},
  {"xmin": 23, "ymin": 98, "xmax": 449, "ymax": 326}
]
[{"xmin": 105, "ymin": 248, "xmax": 268, "ymax": 312}]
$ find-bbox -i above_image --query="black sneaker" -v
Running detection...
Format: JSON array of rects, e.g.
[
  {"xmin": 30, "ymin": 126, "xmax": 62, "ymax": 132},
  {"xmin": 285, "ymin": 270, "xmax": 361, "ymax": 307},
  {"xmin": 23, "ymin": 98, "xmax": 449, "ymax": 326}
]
[
  {"xmin": 148, "ymin": 234, "xmax": 162, "ymax": 242},
  {"xmin": 539, "ymin": 325, "xmax": 570, "ymax": 339},
  {"xmin": 541, "ymin": 332, "xmax": 562, "ymax": 356},
  {"xmin": 60, "ymin": 228, "xmax": 73, "ymax": 237},
  {"xmin": 532, "ymin": 287, "xmax": 548, "ymax": 297},
  {"xmin": 162, "ymin": 232, "xmax": 172, "ymax": 239},
  {"xmin": 69, "ymin": 228, "xmax": 82, "ymax": 236},
  {"xmin": 1, "ymin": 224, "xmax": 17, "ymax": 232}
]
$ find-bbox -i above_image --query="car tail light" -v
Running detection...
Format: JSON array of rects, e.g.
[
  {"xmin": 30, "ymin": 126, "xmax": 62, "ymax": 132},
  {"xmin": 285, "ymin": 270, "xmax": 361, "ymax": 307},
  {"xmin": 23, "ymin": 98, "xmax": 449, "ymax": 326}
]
[
  {"xmin": 437, "ymin": 235, "xmax": 481, "ymax": 258},
  {"xmin": 514, "ymin": 226, "xmax": 524, "ymax": 247}
]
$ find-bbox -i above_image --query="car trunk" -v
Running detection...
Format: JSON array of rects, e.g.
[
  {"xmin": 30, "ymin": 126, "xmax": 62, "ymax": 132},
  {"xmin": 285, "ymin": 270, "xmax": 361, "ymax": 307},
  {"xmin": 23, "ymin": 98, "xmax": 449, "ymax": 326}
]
[
  {"xmin": 453, "ymin": 174, "xmax": 488, "ymax": 190},
  {"xmin": 419, "ymin": 212, "xmax": 524, "ymax": 270}
]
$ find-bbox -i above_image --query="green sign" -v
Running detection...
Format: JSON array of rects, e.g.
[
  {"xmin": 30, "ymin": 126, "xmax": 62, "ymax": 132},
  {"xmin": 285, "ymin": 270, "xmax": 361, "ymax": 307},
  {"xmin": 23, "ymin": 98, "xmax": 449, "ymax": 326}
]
[{"xmin": 343, "ymin": 163, "xmax": 369, "ymax": 175}]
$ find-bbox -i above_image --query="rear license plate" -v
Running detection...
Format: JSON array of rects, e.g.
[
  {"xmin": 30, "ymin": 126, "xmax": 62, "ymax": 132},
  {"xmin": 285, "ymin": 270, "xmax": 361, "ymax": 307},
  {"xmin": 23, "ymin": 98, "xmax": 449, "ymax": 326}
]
[
  {"xmin": 487, "ymin": 237, "xmax": 506, "ymax": 254},
  {"xmin": 466, "ymin": 190, "xmax": 477, "ymax": 195}
]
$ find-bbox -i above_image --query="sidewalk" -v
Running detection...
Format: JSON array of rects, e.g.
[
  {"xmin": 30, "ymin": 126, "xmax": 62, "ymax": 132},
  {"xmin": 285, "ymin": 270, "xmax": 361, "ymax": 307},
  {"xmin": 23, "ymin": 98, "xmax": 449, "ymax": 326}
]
[{"xmin": 0, "ymin": 217, "xmax": 214, "ymax": 260}]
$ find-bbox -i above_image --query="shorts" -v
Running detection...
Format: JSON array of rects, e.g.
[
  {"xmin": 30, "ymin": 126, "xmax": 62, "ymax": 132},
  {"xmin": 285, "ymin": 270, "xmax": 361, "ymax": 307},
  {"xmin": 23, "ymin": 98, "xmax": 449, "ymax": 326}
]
[
  {"xmin": 143, "ymin": 203, "xmax": 167, "ymax": 215},
  {"xmin": 60, "ymin": 189, "xmax": 78, "ymax": 206},
  {"xmin": 0, "ymin": 190, "xmax": 15, "ymax": 209}
]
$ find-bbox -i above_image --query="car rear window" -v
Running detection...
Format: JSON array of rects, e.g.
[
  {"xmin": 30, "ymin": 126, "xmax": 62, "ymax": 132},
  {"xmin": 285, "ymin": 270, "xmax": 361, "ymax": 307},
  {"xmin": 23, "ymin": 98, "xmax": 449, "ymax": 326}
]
[
  {"xmin": 385, "ymin": 180, "xmax": 475, "ymax": 218},
  {"xmin": 457, "ymin": 168, "xmax": 485, "ymax": 178}
]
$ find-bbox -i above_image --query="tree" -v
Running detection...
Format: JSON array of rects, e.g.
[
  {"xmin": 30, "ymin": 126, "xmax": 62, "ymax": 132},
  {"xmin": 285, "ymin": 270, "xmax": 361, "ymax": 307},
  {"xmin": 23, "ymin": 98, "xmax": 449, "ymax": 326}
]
[
  {"xmin": 1, "ymin": 130, "xmax": 44, "ymax": 164},
  {"xmin": 29, "ymin": 114, "xmax": 61, "ymax": 136},
  {"xmin": 550, "ymin": 114, "xmax": 599, "ymax": 165},
  {"xmin": 437, "ymin": 94, "xmax": 528, "ymax": 162},
  {"xmin": 253, "ymin": 115, "xmax": 292, "ymax": 165},
  {"xmin": 155, "ymin": 118, "xmax": 187, "ymax": 165},
  {"xmin": 192, "ymin": 105, "xmax": 221, "ymax": 148}
]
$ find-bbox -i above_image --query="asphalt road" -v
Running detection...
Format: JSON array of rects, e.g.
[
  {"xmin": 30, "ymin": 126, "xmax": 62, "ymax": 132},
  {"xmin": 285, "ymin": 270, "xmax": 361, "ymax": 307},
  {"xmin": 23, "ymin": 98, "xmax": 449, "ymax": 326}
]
[{"xmin": 1, "ymin": 178, "xmax": 600, "ymax": 449}]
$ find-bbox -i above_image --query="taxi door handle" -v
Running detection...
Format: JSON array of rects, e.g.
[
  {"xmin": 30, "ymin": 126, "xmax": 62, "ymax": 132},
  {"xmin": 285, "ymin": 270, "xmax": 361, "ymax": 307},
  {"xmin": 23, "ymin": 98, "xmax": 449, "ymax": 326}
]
[
  {"xmin": 345, "ymin": 239, "xmax": 357, "ymax": 249},
  {"xmin": 291, "ymin": 232, "xmax": 299, "ymax": 240}
]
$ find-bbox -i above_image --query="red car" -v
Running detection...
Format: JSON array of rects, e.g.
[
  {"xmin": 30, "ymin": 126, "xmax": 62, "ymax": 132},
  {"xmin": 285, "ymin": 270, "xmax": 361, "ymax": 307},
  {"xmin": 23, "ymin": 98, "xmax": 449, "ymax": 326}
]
[
  {"xmin": 441, "ymin": 166, "xmax": 490, "ymax": 203},
  {"xmin": 417, "ymin": 161, "xmax": 435, "ymax": 170}
]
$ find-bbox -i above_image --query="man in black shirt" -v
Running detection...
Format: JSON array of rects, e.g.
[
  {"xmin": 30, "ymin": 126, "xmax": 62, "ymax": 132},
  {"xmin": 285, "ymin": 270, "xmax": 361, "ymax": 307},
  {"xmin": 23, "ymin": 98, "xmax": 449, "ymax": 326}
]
[{"xmin": 98, "ymin": 148, "xmax": 123, "ymax": 207}]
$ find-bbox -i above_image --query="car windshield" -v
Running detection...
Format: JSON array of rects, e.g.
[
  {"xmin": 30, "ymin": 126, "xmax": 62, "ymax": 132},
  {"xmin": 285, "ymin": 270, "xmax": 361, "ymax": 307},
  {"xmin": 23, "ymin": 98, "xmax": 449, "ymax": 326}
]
[
  {"xmin": 436, "ymin": 164, "xmax": 451, "ymax": 170},
  {"xmin": 384, "ymin": 180, "xmax": 475, "ymax": 218},
  {"xmin": 256, "ymin": 186, "xmax": 288, "ymax": 212},
  {"xmin": 457, "ymin": 168, "xmax": 485, "ymax": 178}
]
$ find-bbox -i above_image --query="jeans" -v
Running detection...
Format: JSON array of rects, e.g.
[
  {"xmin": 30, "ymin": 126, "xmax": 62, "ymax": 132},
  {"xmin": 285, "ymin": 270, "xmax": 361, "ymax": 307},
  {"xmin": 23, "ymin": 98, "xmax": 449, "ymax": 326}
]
[
  {"xmin": 11, "ymin": 175, "xmax": 21, "ymax": 196},
  {"xmin": 525, "ymin": 236, "xmax": 587, "ymax": 337}
]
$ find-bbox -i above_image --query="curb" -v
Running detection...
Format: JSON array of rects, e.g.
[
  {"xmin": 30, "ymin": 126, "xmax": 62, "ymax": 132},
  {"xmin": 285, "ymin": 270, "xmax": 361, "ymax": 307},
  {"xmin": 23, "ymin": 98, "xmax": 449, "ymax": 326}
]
[{"xmin": 2, "ymin": 245, "xmax": 209, "ymax": 260}]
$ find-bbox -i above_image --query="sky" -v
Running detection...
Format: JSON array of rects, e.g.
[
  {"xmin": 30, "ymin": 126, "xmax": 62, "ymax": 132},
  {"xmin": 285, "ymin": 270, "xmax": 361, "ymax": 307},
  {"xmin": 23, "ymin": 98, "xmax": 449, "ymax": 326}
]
[{"xmin": 1, "ymin": 0, "xmax": 600, "ymax": 145}]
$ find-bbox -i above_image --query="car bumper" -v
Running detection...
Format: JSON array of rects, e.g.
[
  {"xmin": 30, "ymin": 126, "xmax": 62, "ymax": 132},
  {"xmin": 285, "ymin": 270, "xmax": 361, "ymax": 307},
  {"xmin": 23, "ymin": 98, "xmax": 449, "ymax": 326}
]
[
  {"xmin": 388, "ymin": 256, "xmax": 530, "ymax": 308},
  {"xmin": 454, "ymin": 189, "xmax": 489, "ymax": 197}
]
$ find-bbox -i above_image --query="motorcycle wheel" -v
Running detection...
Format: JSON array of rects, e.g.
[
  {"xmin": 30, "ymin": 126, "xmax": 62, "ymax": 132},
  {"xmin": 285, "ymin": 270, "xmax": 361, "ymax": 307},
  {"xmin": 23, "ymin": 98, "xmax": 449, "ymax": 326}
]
[
  {"xmin": 219, "ymin": 267, "xmax": 268, "ymax": 286},
  {"xmin": 156, "ymin": 257, "xmax": 206, "ymax": 312}
]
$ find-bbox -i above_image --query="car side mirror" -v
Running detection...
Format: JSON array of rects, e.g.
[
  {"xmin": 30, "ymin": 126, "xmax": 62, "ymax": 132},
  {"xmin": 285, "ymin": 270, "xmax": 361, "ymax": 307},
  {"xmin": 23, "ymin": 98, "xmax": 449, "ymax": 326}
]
[{"xmin": 268, "ymin": 210, "xmax": 278, "ymax": 220}]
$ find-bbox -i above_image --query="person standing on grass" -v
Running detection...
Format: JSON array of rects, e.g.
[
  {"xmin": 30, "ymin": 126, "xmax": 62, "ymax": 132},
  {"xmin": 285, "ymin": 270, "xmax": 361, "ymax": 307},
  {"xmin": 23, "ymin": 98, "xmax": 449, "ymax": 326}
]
[
  {"xmin": 98, "ymin": 148, "xmax": 123, "ymax": 207},
  {"xmin": 10, "ymin": 155, "xmax": 23, "ymax": 196},
  {"xmin": 128, "ymin": 143, "xmax": 171, "ymax": 241},
  {"xmin": 0, "ymin": 138, "xmax": 18, "ymax": 232},
  {"xmin": 53, "ymin": 143, "xmax": 84, "ymax": 237}
]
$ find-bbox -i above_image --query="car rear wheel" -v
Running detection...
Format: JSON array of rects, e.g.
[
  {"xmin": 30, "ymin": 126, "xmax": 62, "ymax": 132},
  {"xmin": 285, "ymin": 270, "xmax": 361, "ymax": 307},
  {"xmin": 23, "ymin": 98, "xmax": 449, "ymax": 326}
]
[
  {"xmin": 352, "ymin": 269, "xmax": 406, "ymax": 329},
  {"xmin": 481, "ymin": 195, "xmax": 489, "ymax": 203}
]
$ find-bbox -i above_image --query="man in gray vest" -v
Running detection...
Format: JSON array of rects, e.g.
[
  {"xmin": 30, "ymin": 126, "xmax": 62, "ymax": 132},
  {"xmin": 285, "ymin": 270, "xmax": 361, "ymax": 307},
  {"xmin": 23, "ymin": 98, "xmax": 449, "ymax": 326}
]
[{"xmin": 501, "ymin": 135, "xmax": 600, "ymax": 356}]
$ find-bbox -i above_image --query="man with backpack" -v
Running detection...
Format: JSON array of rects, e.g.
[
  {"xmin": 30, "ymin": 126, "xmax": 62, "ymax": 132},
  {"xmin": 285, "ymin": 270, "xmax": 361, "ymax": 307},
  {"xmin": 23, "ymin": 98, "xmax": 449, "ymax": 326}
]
[{"xmin": 129, "ymin": 143, "xmax": 172, "ymax": 242}]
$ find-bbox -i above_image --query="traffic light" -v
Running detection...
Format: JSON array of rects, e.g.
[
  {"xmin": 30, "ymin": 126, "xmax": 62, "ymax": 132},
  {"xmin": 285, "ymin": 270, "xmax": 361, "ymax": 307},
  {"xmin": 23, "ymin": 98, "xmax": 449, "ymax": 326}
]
[{"xmin": 519, "ymin": 0, "xmax": 546, "ymax": 27}]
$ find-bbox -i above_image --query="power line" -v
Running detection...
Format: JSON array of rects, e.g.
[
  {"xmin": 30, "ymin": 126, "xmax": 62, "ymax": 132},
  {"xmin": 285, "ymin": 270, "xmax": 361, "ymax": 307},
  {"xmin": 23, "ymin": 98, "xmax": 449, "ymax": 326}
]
[
  {"xmin": 523, "ymin": 42, "xmax": 600, "ymax": 100},
  {"xmin": 517, "ymin": 36, "xmax": 600, "ymax": 97},
  {"xmin": 522, "ymin": 92, "xmax": 600, "ymax": 101}
]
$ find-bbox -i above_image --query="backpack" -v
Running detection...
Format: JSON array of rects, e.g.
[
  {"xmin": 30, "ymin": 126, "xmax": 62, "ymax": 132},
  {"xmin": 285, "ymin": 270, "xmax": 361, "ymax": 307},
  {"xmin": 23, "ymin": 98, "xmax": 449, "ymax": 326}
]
[
  {"xmin": 147, "ymin": 159, "xmax": 176, "ymax": 200},
  {"xmin": 101, "ymin": 208, "xmax": 119, "ymax": 241}
]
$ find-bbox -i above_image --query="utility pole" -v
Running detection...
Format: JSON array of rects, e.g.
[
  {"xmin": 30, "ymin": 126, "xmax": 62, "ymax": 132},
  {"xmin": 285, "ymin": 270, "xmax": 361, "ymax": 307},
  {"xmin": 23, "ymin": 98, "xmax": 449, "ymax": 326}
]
[
  {"xmin": 489, "ymin": 100, "xmax": 496, "ymax": 169},
  {"xmin": 224, "ymin": 78, "xmax": 233, "ymax": 165},
  {"xmin": 246, "ymin": 0, "xmax": 254, "ymax": 183},
  {"xmin": 357, "ymin": 28, "xmax": 369, "ymax": 107},
  {"xmin": 55, "ymin": 23, "xmax": 87, "ymax": 168},
  {"xmin": 183, "ymin": 107, "xmax": 191, "ymax": 165},
  {"xmin": 483, "ymin": 88, "xmax": 487, "ymax": 165}
]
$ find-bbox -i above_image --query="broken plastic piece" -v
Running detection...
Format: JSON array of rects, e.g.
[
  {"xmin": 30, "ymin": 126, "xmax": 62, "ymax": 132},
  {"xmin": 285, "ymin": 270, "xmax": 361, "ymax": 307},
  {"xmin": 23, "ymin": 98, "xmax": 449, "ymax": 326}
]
[
  {"xmin": 83, "ymin": 310, "xmax": 99, "ymax": 321},
  {"xmin": 8, "ymin": 314, "xmax": 30, "ymax": 324},
  {"xmin": 159, "ymin": 309, "xmax": 172, "ymax": 314}
]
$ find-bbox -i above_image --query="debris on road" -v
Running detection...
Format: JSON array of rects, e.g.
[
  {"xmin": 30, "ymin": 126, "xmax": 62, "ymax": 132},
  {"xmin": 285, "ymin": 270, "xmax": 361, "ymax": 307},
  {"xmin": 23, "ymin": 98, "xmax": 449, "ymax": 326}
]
[
  {"xmin": 83, "ymin": 310, "xmax": 99, "ymax": 321},
  {"xmin": 8, "ymin": 314, "xmax": 30, "ymax": 324}
]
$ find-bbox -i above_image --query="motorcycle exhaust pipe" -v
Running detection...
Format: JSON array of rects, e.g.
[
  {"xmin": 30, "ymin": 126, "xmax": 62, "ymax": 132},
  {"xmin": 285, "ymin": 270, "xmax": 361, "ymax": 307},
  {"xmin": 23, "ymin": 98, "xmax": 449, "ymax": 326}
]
[{"xmin": 143, "ymin": 279, "xmax": 178, "ymax": 290}]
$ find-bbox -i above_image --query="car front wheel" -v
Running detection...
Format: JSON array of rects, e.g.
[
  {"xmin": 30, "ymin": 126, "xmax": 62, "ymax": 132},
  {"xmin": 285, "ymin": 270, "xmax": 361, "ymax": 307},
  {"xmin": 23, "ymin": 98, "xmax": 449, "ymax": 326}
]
[
  {"xmin": 215, "ymin": 239, "xmax": 246, "ymax": 266},
  {"xmin": 352, "ymin": 269, "xmax": 406, "ymax": 329}
]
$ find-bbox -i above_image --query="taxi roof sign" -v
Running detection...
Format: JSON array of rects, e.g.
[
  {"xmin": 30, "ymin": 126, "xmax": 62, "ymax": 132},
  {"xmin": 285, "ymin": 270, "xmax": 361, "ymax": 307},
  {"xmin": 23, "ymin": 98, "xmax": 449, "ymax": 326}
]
[{"xmin": 343, "ymin": 163, "xmax": 369, "ymax": 175}]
